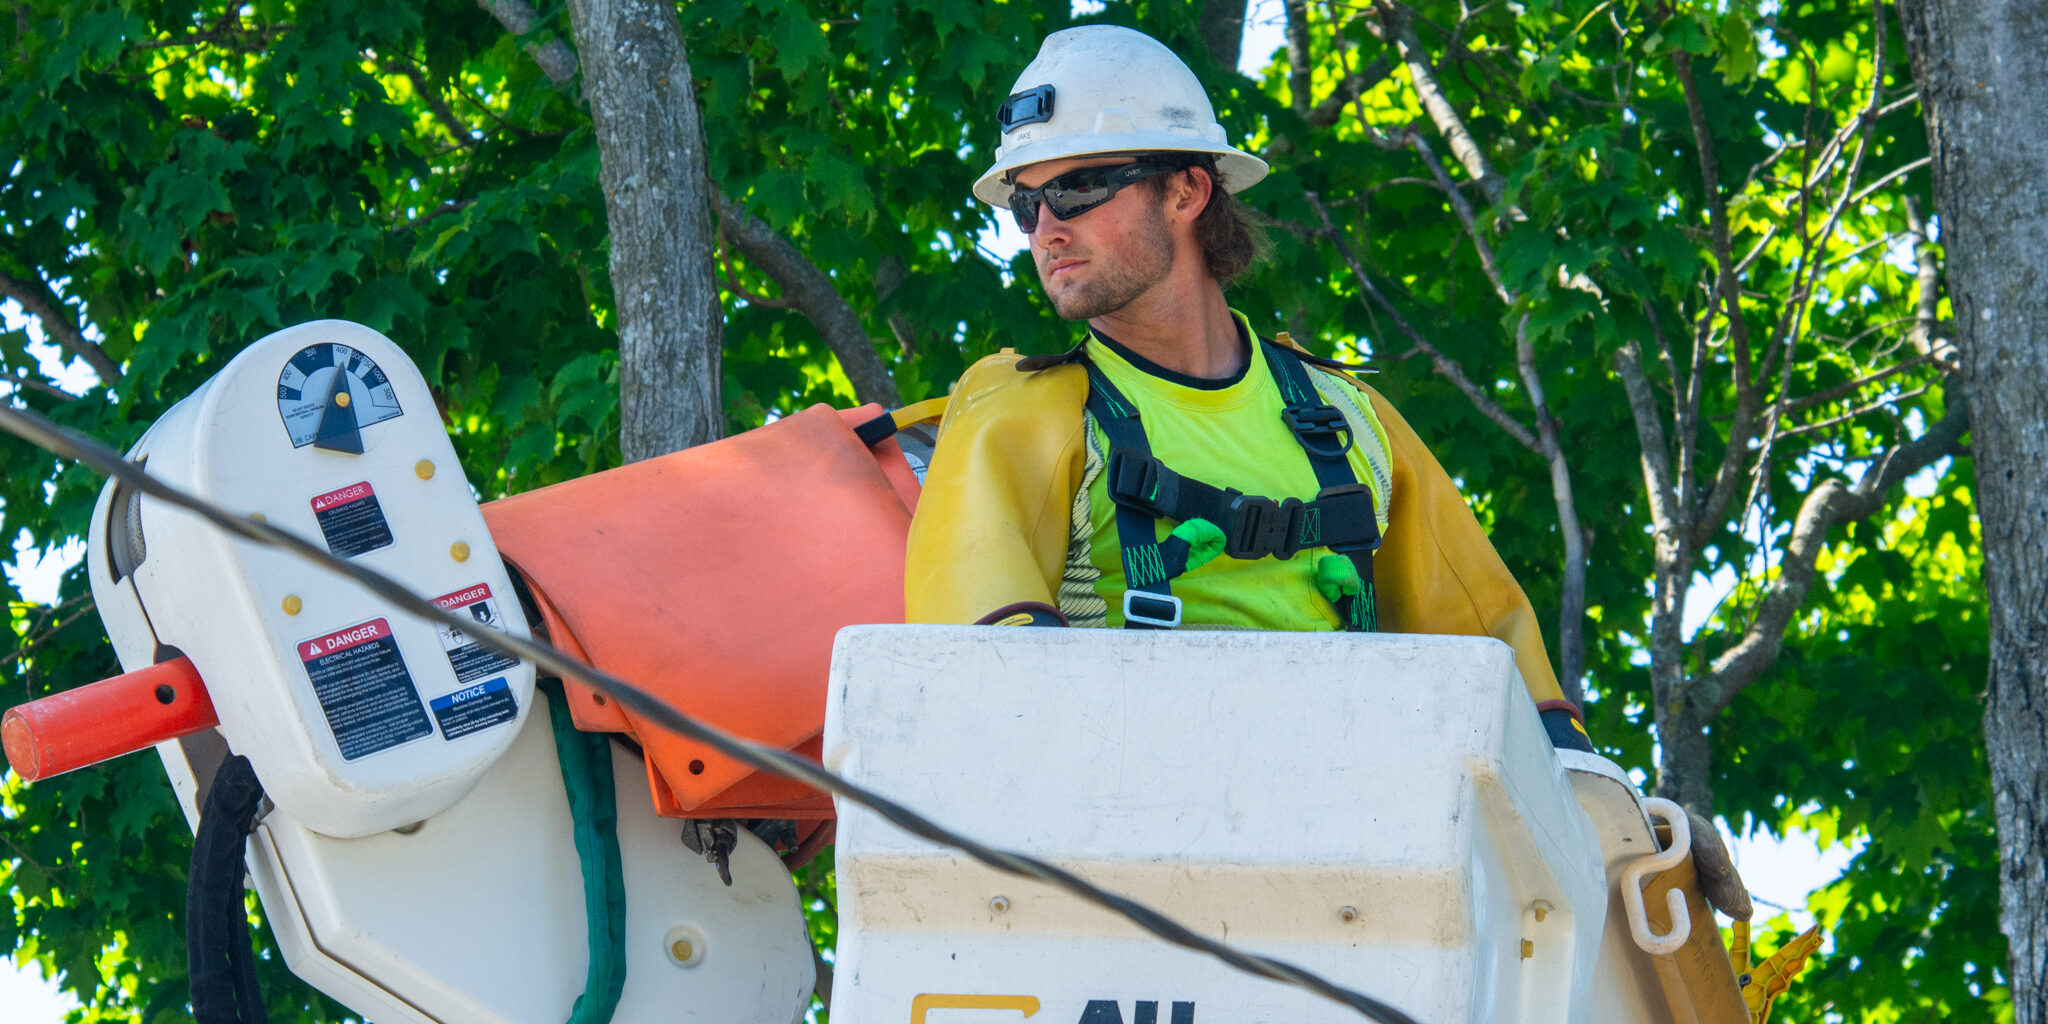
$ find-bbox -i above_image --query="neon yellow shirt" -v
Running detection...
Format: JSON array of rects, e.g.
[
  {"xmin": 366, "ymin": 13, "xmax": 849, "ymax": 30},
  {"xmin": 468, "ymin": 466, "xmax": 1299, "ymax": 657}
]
[{"xmin": 1062, "ymin": 319, "xmax": 1394, "ymax": 629}]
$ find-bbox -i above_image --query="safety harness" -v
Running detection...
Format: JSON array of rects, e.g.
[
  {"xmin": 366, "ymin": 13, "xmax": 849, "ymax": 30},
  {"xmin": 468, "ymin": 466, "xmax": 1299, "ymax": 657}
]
[{"xmin": 1079, "ymin": 337, "xmax": 1383, "ymax": 631}]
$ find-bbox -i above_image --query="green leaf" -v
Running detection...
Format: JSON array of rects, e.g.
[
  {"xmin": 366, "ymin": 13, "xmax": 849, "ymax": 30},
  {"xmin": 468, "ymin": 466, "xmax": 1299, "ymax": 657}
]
[{"xmin": 770, "ymin": 9, "xmax": 829, "ymax": 81}]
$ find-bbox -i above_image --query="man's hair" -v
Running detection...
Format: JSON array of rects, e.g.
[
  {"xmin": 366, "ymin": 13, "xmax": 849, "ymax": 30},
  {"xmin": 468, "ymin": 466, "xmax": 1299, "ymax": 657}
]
[{"xmin": 1141, "ymin": 153, "xmax": 1270, "ymax": 287}]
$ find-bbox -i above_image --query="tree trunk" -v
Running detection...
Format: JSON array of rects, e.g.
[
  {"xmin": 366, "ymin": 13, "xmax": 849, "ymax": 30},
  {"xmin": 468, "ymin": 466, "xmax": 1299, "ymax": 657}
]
[
  {"xmin": 1198, "ymin": 0, "xmax": 1248, "ymax": 71},
  {"xmin": 1900, "ymin": 2, "xmax": 2048, "ymax": 1018},
  {"xmin": 565, "ymin": 0, "xmax": 724, "ymax": 460}
]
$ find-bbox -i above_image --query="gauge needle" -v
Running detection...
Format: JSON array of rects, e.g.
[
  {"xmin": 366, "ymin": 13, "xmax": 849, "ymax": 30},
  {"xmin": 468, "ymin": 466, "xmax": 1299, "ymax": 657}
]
[{"xmin": 313, "ymin": 367, "xmax": 364, "ymax": 454}]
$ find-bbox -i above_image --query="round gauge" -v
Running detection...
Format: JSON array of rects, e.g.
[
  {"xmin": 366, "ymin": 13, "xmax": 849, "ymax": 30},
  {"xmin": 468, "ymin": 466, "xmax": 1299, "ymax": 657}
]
[{"xmin": 276, "ymin": 342, "xmax": 404, "ymax": 451}]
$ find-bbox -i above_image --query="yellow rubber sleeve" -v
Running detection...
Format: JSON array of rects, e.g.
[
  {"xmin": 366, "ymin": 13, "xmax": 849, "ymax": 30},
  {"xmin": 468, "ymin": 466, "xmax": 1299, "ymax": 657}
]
[
  {"xmin": 1362, "ymin": 386, "xmax": 1567, "ymax": 705},
  {"xmin": 905, "ymin": 353, "xmax": 1089, "ymax": 623}
]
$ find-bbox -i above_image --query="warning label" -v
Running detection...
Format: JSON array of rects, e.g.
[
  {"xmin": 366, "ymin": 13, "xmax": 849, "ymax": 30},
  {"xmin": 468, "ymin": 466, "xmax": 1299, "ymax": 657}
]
[
  {"xmin": 311, "ymin": 481, "xmax": 394, "ymax": 558},
  {"xmin": 429, "ymin": 677, "xmax": 519, "ymax": 741},
  {"xmin": 298, "ymin": 618, "xmax": 433, "ymax": 761},
  {"xmin": 431, "ymin": 583, "xmax": 521, "ymax": 684}
]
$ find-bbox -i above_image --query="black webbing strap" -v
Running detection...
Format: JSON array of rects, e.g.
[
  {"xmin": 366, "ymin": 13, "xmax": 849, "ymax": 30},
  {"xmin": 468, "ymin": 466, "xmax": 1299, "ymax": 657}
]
[
  {"xmin": 1082, "ymin": 362, "xmax": 1181, "ymax": 628},
  {"xmin": 852, "ymin": 410, "xmax": 897, "ymax": 446},
  {"xmin": 188, "ymin": 753, "xmax": 271, "ymax": 1024},
  {"xmin": 1083, "ymin": 340, "xmax": 1382, "ymax": 631},
  {"xmin": 1260, "ymin": 342, "xmax": 1380, "ymax": 631},
  {"xmin": 1105, "ymin": 450, "xmax": 1379, "ymax": 560}
]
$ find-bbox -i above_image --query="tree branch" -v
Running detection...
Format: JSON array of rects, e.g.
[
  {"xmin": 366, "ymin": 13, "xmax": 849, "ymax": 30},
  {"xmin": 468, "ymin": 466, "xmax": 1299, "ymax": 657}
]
[
  {"xmin": 1615, "ymin": 339, "xmax": 1681, "ymax": 531},
  {"xmin": 386, "ymin": 56, "xmax": 476, "ymax": 150},
  {"xmin": 1369, "ymin": 2, "xmax": 1506, "ymax": 205},
  {"xmin": 1306, "ymin": 192, "xmax": 1538, "ymax": 452},
  {"xmin": 476, "ymin": 0, "xmax": 580, "ymax": 90},
  {"xmin": 1901, "ymin": 197, "xmax": 1960, "ymax": 372},
  {"xmin": 0, "ymin": 598, "xmax": 97, "ymax": 668},
  {"xmin": 1780, "ymin": 354, "xmax": 1930, "ymax": 414},
  {"xmin": 1674, "ymin": 51, "xmax": 1760, "ymax": 549},
  {"xmin": 4, "ymin": 373, "xmax": 83, "ymax": 402},
  {"xmin": 1513, "ymin": 314, "xmax": 1589, "ymax": 702},
  {"xmin": 487, "ymin": 0, "xmax": 900, "ymax": 411},
  {"xmin": 0, "ymin": 271, "xmax": 121, "ymax": 384},
  {"xmin": 713, "ymin": 192, "xmax": 901, "ymax": 408},
  {"xmin": 1305, "ymin": 58, "xmax": 1395, "ymax": 127},
  {"xmin": 873, "ymin": 256, "xmax": 921, "ymax": 359},
  {"xmin": 1695, "ymin": 391, "xmax": 1971, "ymax": 713},
  {"xmin": 1777, "ymin": 383, "xmax": 1932, "ymax": 441},
  {"xmin": 1408, "ymin": 132, "xmax": 1509, "ymax": 304}
]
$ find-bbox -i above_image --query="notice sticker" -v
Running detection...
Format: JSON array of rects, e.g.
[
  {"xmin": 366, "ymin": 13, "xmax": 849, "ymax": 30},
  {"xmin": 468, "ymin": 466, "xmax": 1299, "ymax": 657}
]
[
  {"xmin": 429, "ymin": 677, "xmax": 519, "ymax": 741},
  {"xmin": 431, "ymin": 584, "xmax": 521, "ymax": 685},
  {"xmin": 298, "ymin": 618, "xmax": 433, "ymax": 761},
  {"xmin": 311, "ymin": 481, "xmax": 395, "ymax": 558}
]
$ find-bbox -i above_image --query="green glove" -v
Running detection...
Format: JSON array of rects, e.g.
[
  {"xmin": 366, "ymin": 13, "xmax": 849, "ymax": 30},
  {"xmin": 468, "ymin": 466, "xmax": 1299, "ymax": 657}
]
[
  {"xmin": 1316, "ymin": 554, "xmax": 1362, "ymax": 604},
  {"xmin": 1168, "ymin": 518, "xmax": 1227, "ymax": 573}
]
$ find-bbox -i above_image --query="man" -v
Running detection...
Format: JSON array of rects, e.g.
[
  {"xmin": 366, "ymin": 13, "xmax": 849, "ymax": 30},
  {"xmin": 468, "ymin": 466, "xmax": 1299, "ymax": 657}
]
[{"xmin": 903, "ymin": 25, "xmax": 1591, "ymax": 751}]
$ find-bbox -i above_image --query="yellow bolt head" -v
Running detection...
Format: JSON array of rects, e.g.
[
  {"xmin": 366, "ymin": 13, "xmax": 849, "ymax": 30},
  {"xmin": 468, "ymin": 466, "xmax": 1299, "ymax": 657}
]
[
  {"xmin": 450, "ymin": 541, "xmax": 470, "ymax": 563},
  {"xmin": 415, "ymin": 459, "xmax": 435, "ymax": 480},
  {"xmin": 282, "ymin": 595, "xmax": 303, "ymax": 616},
  {"xmin": 334, "ymin": 392, "xmax": 351, "ymax": 408}
]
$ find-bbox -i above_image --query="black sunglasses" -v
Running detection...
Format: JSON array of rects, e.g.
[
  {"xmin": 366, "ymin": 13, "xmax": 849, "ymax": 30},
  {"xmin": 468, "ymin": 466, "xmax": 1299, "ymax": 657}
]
[{"xmin": 1006, "ymin": 161, "xmax": 1186, "ymax": 233}]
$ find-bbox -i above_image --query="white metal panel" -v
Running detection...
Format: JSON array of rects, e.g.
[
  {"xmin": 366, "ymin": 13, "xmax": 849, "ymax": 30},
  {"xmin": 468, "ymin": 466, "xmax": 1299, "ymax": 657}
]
[
  {"xmin": 251, "ymin": 692, "xmax": 817, "ymax": 1024},
  {"xmin": 824, "ymin": 626, "xmax": 1609, "ymax": 1024},
  {"xmin": 115, "ymin": 320, "xmax": 534, "ymax": 838}
]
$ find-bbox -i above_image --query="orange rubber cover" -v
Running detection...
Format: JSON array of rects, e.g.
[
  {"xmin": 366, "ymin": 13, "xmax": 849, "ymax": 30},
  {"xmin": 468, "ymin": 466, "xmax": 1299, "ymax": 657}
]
[{"xmin": 480, "ymin": 404, "xmax": 914, "ymax": 820}]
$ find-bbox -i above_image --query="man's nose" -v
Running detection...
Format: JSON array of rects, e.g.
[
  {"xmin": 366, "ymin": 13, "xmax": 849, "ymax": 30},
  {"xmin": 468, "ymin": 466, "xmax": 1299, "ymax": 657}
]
[{"xmin": 1027, "ymin": 200, "xmax": 1072, "ymax": 242}]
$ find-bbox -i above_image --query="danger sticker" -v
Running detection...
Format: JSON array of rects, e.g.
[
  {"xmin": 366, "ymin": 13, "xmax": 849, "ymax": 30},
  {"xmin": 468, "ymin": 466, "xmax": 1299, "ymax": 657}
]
[
  {"xmin": 299, "ymin": 617, "xmax": 433, "ymax": 761},
  {"xmin": 429, "ymin": 677, "xmax": 518, "ymax": 740},
  {"xmin": 311, "ymin": 481, "xmax": 394, "ymax": 558},
  {"xmin": 431, "ymin": 584, "xmax": 520, "ymax": 685}
]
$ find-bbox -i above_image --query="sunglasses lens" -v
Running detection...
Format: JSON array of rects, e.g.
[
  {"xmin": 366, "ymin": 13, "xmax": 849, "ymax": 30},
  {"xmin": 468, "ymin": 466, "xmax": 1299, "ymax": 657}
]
[
  {"xmin": 1008, "ymin": 192, "xmax": 1039, "ymax": 232},
  {"xmin": 1044, "ymin": 175, "xmax": 1112, "ymax": 221}
]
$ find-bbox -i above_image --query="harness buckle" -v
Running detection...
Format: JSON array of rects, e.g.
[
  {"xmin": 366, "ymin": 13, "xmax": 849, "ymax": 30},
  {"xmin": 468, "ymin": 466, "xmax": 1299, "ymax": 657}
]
[
  {"xmin": 1223, "ymin": 493, "xmax": 1306, "ymax": 560},
  {"xmin": 1106, "ymin": 449, "xmax": 1176, "ymax": 518},
  {"xmin": 1282, "ymin": 403, "xmax": 1354, "ymax": 460},
  {"xmin": 1122, "ymin": 590, "xmax": 1183, "ymax": 629}
]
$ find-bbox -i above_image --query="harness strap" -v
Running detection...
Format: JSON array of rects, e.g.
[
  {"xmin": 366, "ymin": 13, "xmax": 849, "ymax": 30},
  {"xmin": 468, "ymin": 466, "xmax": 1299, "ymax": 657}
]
[
  {"xmin": 1082, "ymin": 361, "xmax": 1179, "ymax": 630},
  {"xmin": 1260, "ymin": 341, "xmax": 1380, "ymax": 631},
  {"xmin": 1106, "ymin": 449, "xmax": 1380, "ymax": 560},
  {"xmin": 1083, "ymin": 338, "xmax": 1382, "ymax": 632}
]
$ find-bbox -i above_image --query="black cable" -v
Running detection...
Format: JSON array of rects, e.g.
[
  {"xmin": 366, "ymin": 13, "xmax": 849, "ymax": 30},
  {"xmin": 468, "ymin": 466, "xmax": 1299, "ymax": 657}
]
[
  {"xmin": 0, "ymin": 401, "xmax": 1424, "ymax": 1024},
  {"xmin": 187, "ymin": 752, "xmax": 270, "ymax": 1024}
]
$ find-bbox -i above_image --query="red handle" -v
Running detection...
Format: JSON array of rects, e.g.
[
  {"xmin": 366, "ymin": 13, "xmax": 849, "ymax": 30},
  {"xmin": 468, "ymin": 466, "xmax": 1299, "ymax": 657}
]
[{"xmin": 2, "ymin": 657, "xmax": 219, "ymax": 782}]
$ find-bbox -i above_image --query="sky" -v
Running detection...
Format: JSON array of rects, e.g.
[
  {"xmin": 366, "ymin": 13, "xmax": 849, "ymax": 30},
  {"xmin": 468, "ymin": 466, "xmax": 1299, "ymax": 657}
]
[{"xmin": 0, "ymin": 2, "xmax": 1861, "ymax": 1017}]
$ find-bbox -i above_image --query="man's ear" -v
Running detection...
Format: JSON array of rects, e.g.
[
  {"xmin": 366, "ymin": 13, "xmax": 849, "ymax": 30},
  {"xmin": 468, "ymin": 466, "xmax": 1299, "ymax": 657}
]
[{"xmin": 1167, "ymin": 166, "xmax": 1214, "ymax": 224}]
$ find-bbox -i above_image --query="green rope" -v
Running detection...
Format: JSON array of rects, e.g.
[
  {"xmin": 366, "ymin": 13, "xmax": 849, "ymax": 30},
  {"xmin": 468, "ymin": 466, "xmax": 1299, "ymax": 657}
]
[{"xmin": 540, "ymin": 677, "xmax": 628, "ymax": 1023}]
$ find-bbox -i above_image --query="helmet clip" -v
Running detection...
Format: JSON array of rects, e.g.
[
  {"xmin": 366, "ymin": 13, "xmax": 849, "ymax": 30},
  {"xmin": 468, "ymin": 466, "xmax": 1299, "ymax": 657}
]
[{"xmin": 998, "ymin": 84, "xmax": 1057, "ymax": 132}]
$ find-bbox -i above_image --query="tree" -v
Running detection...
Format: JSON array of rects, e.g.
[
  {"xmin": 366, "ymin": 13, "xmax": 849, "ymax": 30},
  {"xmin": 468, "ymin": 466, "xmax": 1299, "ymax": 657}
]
[
  {"xmin": 1898, "ymin": 0, "xmax": 2048, "ymax": 1017},
  {"xmin": 0, "ymin": 0, "xmax": 2010, "ymax": 1020},
  {"xmin": 564, "ymin": 0, "xmax": 725, "ymax": 459}
]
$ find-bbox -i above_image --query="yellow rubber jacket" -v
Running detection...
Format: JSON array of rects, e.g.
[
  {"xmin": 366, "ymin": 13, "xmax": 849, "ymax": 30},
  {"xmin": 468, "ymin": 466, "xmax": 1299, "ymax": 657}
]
[{"xmin": 905, "ymin": 346, "xmax": 1568, "ymax": 707}]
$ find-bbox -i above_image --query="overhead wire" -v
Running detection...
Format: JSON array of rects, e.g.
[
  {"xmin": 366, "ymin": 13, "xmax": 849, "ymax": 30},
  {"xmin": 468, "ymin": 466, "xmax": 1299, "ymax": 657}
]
[{"xmin": 0, "ymin": 399, "xmax": 1424, "ymax": 1024}]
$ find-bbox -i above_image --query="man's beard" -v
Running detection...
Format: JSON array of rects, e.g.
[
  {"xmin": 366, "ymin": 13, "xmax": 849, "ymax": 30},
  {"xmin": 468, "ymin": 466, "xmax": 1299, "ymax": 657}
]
[{"xmin": 1041, "ymin": 207, "xmax": 1175, "ymax": 320}]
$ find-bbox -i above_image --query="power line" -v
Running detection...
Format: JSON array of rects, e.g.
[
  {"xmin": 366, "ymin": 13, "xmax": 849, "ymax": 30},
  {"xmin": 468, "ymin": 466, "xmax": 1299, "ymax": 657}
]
[{"xmin": 0, "ymin": 399, "xmax": 1424, "ymax": 1024}]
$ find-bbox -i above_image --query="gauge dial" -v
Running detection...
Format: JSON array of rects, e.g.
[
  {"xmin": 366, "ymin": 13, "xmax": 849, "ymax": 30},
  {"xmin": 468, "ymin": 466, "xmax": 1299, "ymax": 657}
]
[{"xmin": 276, "ymin": 343, "xmax": 403, "ymax": 451}]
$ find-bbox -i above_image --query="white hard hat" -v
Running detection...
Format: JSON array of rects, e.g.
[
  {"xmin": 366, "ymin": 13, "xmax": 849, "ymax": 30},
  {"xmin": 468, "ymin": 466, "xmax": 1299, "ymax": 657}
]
[{"xmin": 972, "ymin": 25, "xmax": 1269, "ymax": 207}]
